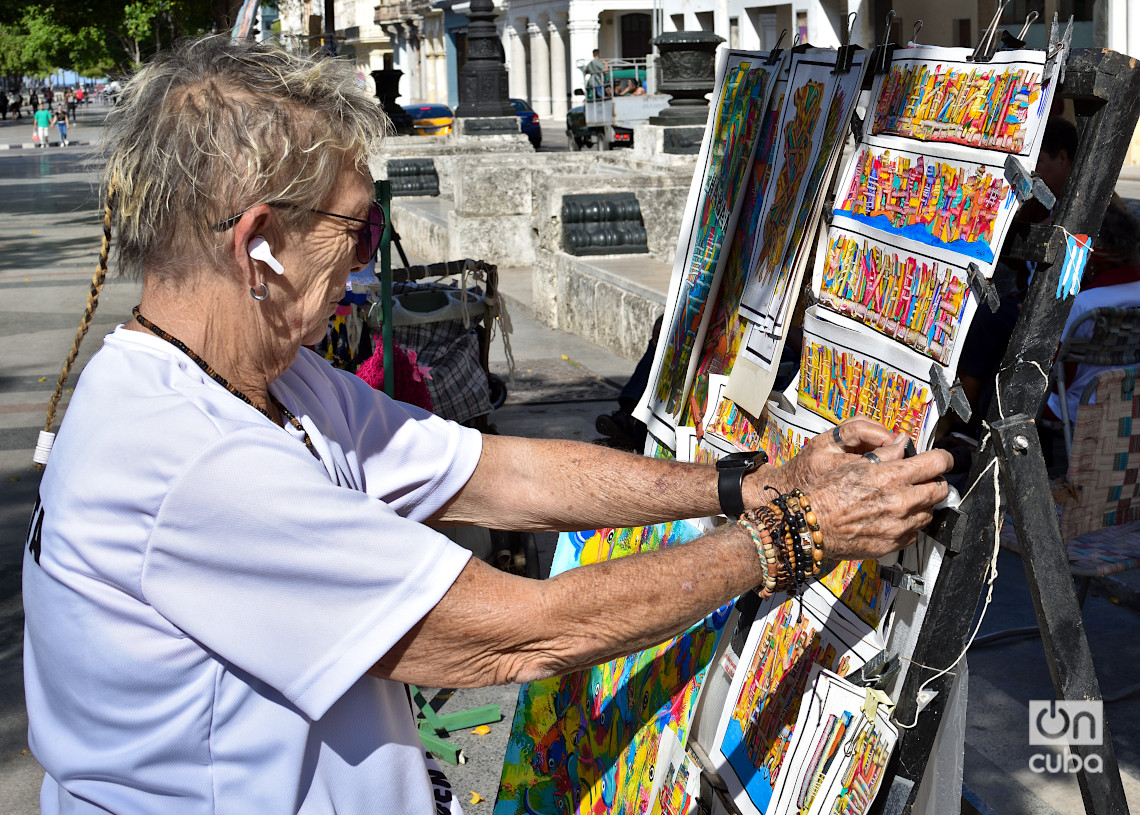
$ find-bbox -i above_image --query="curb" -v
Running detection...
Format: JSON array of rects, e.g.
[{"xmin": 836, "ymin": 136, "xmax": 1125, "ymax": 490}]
[{"xmin": 0, "ymin": 142, "xmax": 89, "ymax": 150}]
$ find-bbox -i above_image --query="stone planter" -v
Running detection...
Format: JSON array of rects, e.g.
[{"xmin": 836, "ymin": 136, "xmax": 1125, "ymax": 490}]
[{"xmin": 649, "ymin": 31, "xmax": 725, "ymax": 126}]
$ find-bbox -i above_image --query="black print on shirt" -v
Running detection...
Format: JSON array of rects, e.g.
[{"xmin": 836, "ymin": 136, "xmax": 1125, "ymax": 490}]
[
  {"xmin": 26, "ymin": 495, "xmax": 43, "ymax": 565},
  {"xmin": 426, "ymin": 754, "xmax": 454, "ymax": 815}
]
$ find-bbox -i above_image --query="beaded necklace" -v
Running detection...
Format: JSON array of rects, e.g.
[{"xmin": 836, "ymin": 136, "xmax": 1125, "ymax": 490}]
[{"xmin": 132, "ymin": 306, "xmax": 316, "ymax": 454}]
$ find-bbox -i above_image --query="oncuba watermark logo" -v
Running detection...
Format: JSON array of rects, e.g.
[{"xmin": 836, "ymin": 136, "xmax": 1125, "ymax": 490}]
[{"xmin": 1028, "ymin": 700, "xmax": 1104, "ymax": 774}]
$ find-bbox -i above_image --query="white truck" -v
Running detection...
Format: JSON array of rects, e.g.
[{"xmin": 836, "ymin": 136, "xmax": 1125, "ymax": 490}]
[{"xmin": 568, "ymin": 57, "xmax": 671, "ymax": 151}]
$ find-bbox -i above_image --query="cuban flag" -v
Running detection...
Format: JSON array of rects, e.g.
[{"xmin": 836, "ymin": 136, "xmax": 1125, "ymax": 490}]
[{"xmin": 1057, "ymin": 232, "xmax": 1091, "ymax": 299}]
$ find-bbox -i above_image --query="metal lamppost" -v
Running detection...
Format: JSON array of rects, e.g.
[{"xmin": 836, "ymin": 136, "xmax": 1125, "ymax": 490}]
[{"xmin": 454, "ymin": 0, "xmax": 513, "ymax": 118}]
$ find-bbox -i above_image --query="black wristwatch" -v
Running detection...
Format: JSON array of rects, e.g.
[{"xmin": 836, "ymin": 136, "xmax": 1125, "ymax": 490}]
[{"xmin": 716, "ymin": 450, "xmax": 768, "ymax": 518}]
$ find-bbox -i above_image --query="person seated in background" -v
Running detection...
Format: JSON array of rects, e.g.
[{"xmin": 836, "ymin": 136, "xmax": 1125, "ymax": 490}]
[
  {"xmin": 949, "ymin": 117, "xmax": 1140, "ymax": 471},
  {"xmin": 1043, "ymin": 195, "xmax": 1140, "ymax": 423},
  {"xmin": 616, "ymin": 79, "xmax": 646, "ymax": 96}
]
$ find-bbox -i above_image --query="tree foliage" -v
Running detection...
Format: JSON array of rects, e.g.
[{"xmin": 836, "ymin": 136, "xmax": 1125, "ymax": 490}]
[{"xmin": 0, "ymin": 0, "xmax": 249, "ymax": 82}]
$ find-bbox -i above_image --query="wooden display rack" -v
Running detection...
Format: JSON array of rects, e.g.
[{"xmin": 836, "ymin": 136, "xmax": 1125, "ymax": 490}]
[{"xmin": 874, "ymin": 45, "xmax": 1140, "ymax": 815}]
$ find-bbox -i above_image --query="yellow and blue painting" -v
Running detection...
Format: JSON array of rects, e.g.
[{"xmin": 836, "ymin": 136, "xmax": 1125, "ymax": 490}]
[{"xmin": 495, "ymin": 522, "xmax": 733, "ymax": 814}]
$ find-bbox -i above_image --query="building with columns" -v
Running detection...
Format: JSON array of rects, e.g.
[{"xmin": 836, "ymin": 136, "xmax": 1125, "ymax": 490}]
[
  {"xmin": 504, "ymin": 2, "xmax": 656, "ymax": 122},
  {"xmin": 275, "ymin": 0, "xmax": 393, "ymax": 96}
]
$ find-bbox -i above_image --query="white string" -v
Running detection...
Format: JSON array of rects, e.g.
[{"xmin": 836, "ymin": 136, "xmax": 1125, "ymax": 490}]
[
  {"xmin": 896, "ymin": 355, "xmax": 1051, "ymax": 727},
  {"xmin": 896, "ymin": 457, "xmax": 1001, "ymax": 729},
  {"xmin": 896, "ymin": 358, "xmax": 1051, "ymax": 728}
]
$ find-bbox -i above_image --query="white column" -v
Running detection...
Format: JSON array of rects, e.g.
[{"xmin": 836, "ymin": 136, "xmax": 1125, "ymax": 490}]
[
  {"xmin": 529, "ymin": 21, "xmax": 552, "ymax": 118},
  {"xmin": 509, "ymin": 21, "xmax": 528, "ymax": 99},
  {"xmin": 435, "ymin": 29, "xmax": 448, "ymax": 104},
  {"xmin": 549, "ymin": 16, "xmax": 568, "ymax": 121},
  {"xmin": 567, "ymin": 17, "xmax": 600, "ymax": 96}
]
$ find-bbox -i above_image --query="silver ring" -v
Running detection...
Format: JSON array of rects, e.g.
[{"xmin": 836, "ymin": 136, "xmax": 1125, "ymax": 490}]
[
  {"xmin": 250, "ymin": 283, "xmax": 269, "ymax": 302},
  {"xmin": 832, "ymin": 425, "xmax": 843, "ymax": 445},
  {"xmin": 862, "ymin": 451, "xmax": 881, "ymax": 464}
]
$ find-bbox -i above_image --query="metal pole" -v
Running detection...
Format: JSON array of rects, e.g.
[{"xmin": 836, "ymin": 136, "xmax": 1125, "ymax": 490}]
[
  {"xmin": 323, "ymin": 0, "xmax": 336, "ymax": 55},
  {"xmin": 378, "ymin": 179, "xmax": 395, "ymax": 399}
]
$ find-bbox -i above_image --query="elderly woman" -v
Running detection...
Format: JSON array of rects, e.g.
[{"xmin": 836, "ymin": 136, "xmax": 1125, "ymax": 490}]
[{"xmin": 24, "ymin": 37, "xmax": 951, "ymax": 814}]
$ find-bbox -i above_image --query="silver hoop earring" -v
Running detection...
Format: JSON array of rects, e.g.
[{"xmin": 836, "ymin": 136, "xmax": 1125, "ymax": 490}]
[{"xmin": 250, "ymin": 283, "xmax": 269, "ymax": 302}]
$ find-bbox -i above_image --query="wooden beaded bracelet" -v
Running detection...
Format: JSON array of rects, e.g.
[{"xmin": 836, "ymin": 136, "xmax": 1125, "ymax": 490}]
[
  {"xmin": 790, "ymin": 489, "xmax": 825, "ymax": 576},
  {"xmin": 737, "ymin": 516, "xmax": 780, "ymax": 597}
]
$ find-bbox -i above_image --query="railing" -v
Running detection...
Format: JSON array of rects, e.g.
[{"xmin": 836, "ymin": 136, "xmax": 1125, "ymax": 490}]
[{"xmin": 374, "ymin": 0, "xmax": 431, "ymax": 24}]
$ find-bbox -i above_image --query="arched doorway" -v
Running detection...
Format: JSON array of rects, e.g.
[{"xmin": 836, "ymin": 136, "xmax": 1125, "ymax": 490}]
[{"xmin": 620, "ymin": 13, "xmax": 651, "ymax": 58}]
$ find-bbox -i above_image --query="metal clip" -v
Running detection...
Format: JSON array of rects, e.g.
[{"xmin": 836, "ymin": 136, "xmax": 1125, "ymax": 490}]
[
  {"xmin": 929, "ymin": 363, "xmax": 973, "ymax": 422},
  {"xmin": 1017, "ymin": 10, "xmax": 1038, "ymax": 40},
  {"xmin": 1004, "ymin": 155, "xmax": 1057, "ymax": 210},
  {"xmin": 832, "ymin": 11, "xmax": 858, "ymax": 75},
  {"xmin": 970, "ymin": 0, "xmax": 1010, "ymax": 63},
  {"xmin": 909, "ymin": 20, "xmax": 923, "ymax": 46},
  {"xmin": 872, "ymin": 10, "xmax": 897, "ymax": 75},
  {"xmin": 967, "ymin": 262, "xmax": 1000, "ymax": 313},
  {"xmin": 880, "ymin": 566, "xmax": 927, "ymax": 596},
  {"xmin": 852, "ymin": 651, "xmax": 902, "ymax": 689},
  {"xmin": 1045, "ymin": 13, "xmax": 1074, "ymax": 84},
  {"xmin": 764, "ymin": 28, "xmax": 788, "ymax": 65}
]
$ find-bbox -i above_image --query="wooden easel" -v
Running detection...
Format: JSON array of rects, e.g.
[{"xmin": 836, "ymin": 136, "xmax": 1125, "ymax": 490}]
[{"xmin": 873, "ymin": 45, "xmax": 1140, "ymax": 815}]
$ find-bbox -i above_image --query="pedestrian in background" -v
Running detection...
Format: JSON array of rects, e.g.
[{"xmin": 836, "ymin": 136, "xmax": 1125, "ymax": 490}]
[
  {"xmin": 584, "ymin": 49, "xmax": 608, "ymax": 100},
  {"xmin": 33, "ymin": 103, "xmax": 52, "ymax": 147},
  {"xmin": 75, "ymin": 86, "xmax": 85, "ymax": 113},
  {"xmin": 0, "ymin": 92, "xmax": 8, "ymax": 120},
  {"xmin": 10, "ymin": 91, "xmax": 23, "ymax": 120},
  {"xmin": 53, "ymin": 103, "xmax": 70, "ymax": 146},
  {"xmin": 66, "ymin": 89, "xmax": 77, "ymax": 120}
]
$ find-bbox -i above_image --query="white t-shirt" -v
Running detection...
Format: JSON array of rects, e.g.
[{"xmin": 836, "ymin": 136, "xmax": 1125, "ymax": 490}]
[
  {"xmin": 23, "ymin": 326, "xmax": 482, "ymax": 814},
  {"xmin": 1046, "ymin": 279, "xmax": 1140, "ymax": 422}
]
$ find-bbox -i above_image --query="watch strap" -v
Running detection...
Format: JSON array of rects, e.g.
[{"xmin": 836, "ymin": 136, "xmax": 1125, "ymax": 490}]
[{"xmin": 718, "ymin": 466, "xmax": 748, "ymax": 518}]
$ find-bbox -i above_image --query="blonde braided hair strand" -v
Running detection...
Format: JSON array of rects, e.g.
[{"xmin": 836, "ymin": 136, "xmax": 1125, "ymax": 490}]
[{"xmin": 35, "ymin": 188, "xmax": 115, "ymax": 470}]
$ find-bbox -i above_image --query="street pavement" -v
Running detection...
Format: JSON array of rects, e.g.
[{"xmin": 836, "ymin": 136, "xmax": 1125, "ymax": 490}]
[{"xmin": 1, "ymin": 107, "xmax": 1140, "ymax": 815}]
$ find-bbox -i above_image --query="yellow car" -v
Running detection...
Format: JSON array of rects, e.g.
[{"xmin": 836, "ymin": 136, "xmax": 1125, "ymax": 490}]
[{"xmin": 403, "ymin": 103, "xmax": 453, "ymax": 136}]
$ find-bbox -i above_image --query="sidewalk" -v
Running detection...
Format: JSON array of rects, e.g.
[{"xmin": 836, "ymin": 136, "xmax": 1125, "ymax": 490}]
[{"xmin": 0, "ymin": 102, "xmax": 109, "ymax": 150}]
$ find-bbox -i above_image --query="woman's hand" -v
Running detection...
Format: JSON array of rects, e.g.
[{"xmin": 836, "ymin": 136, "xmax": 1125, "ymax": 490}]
[
  {"xmin": 779, "ymin": 417, "xmax": 899, "ymax": 489},
  {"xmin": 761, "ymin": 418, "xmax": 953, "ymax": 560},
  {"xmin": 807, "ymin": 433, "xmax": 952, "ymax": 559}
]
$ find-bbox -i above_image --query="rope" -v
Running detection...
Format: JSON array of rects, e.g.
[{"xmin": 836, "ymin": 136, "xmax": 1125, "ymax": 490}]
[
  {"xmin": 36, "ymin": 188, "xmax": 115, "ymax": 469},
  {"xmin": 896, "ymin": 359, "xmax": 1051, "ymax": 726}
]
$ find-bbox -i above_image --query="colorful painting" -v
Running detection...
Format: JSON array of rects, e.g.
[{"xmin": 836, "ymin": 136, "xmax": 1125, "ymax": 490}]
[
  {"xmin": 654, "ymin": 57, "xmax": 772, "ymax": 415},
  {"xmin": 687, "ymin": 77, "xmax": 789, "ymax": 440},
  {"xmin": 712, "ymin": 585, "xmax": 883, "ymax": 815},
  {"xmin": 647, "ymin": 727, "xmax": 701, "ymax": 815},
  {"xmin": 816, "ymin": 227, "xmax": 972, "ymax": 366},
  {"xmin": 636, "ymin": 48, "xmax": 782, "ymax": 448},
  {"xmin": 766, "ymin": 670, "xmax": 899, "ymax": 815},
  {"xmin": 734, "ymin": 52, "xmax": 867, "ymax": 405},
  {"xmin": 758, "ymin": 394, "xmax": 833, "ymax": 467},
  {"xmin": 872, "ymin": 60, "xmax": 1045, "ymax": 154},
  {"xmin": 738, "ymin": 53, "xmax": 841, "ymax": 327},
  {"xmin": 496, "ymin": 521, "xmax": 733, "ymax": 815},
  {"xmin": 834, "ymin": 146, "xmax": 1011, "ymax": 264},
  {"xmin": 818, "ymin": 559, "xmax": 894, "ymax": 631},
  {"xmin": 797, "ymin": 309, "xmax": 938, "ymax": 445},
  {"xmin": 798, "ymin": 337, "xmax": 931, "ymax": 443}
]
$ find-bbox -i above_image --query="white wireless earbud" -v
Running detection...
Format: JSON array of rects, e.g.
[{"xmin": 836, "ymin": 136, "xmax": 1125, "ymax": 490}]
[{"xmin": 248, "ymin": 236, "xmax": 285, "ymax": 275}]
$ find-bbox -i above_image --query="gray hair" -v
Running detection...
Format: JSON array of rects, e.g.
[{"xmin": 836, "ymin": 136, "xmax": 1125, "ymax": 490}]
[{"xmin": 102, "ymin": 35, "xmax": 390, "ymax": 280}]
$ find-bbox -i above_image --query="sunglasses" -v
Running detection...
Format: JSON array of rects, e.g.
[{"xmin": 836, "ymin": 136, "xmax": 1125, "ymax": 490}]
[{"xmin": 211, "ymin": 200, "xmax": 387, "ymax": 265}]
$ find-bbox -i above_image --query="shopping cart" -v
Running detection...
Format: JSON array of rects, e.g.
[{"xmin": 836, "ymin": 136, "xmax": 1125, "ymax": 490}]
[{"xmin": 321, "ymin": 258, "xmax": 538, "ymax": 578}]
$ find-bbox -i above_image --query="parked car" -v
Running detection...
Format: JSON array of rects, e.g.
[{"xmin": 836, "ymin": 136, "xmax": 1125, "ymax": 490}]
[
  {"xmin": 509, "ymin": 98, "xmax": 542, "ymax": 148},
  {"xmin": 402, "ymin": 103, "xmax": 453, "ymax": 136}
]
